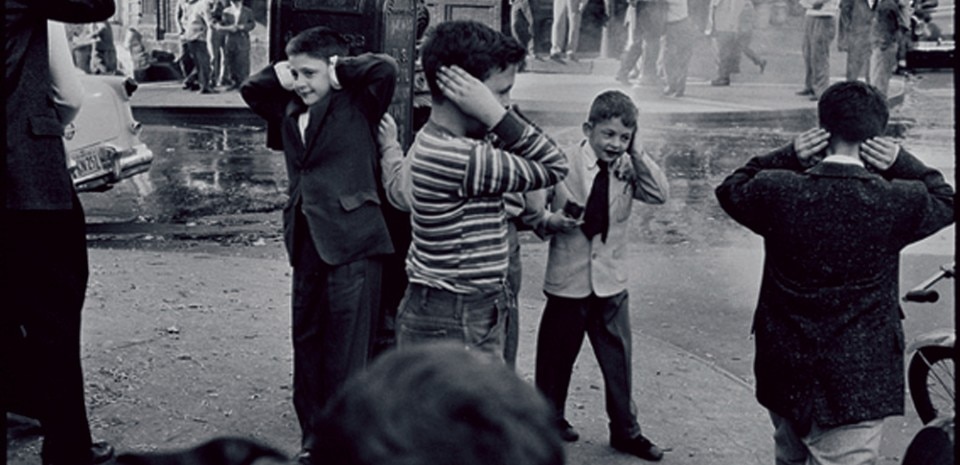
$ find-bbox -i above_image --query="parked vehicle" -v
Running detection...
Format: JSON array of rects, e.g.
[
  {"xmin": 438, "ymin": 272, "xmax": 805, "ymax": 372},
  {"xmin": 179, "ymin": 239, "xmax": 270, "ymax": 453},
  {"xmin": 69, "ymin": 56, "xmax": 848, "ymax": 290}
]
[
  {"xmin": 905, "ymin": 0, "xmax": 955, "ymax": 69},
  {"xmin": 65, "ymin": 73, "xmax": 153, "ymax": 192}
]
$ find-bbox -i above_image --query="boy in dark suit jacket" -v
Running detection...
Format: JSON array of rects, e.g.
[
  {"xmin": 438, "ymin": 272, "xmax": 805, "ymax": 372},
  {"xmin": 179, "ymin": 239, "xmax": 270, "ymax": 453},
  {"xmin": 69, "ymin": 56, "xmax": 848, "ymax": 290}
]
[
  {"xmin": 716, "ymin": 81, "xmax": 954, "ymax": 464},
  {"xmin": 240, "ymin": 26, "xmax": 397, "ymax": 463}
]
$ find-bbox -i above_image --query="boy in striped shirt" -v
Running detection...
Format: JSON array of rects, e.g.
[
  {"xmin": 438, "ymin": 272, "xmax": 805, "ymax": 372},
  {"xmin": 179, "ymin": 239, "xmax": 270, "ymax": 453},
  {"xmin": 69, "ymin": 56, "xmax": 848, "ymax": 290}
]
[{"xmin": 393, "ymin": 20, "xmax": 568, "ymax": 358}]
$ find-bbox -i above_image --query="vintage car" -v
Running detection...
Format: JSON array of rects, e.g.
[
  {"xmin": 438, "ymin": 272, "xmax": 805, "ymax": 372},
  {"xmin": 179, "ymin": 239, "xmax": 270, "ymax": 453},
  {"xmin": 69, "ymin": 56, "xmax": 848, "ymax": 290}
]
[
  {"xmin": 905, "ymin": 0, "xmax": 955, "ymax": 69},
  {"xmin": 65, "ymin": 73, "xmax": 153, "ymax": 192}
]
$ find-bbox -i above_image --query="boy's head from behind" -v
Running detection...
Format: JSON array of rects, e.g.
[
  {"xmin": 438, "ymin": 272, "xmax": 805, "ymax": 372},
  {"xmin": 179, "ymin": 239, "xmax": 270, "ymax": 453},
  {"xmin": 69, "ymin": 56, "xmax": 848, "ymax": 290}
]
[
  {"xmin": 818, "ymin": 81, "xmax": 888, "ymax": 144},
  {"xmin": 583, "ymin": 90, "xmax": 639, "ymax": 163},
  {"xmin": 284, "ymin": 26, "xmax": 349, "ymax": 106},
  {"xmin": 420, "ymin": 20, "xmax": 526, "ymax": 103},
  {"xmin": 314, "ymin": 342, "xmax": 564, "ymax": 465}
]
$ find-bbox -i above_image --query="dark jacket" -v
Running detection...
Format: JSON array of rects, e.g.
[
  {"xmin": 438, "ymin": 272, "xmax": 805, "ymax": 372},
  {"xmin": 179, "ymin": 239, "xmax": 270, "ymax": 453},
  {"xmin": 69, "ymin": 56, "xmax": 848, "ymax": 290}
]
[
  {"xmin": 4, "ymin": 0, "xmax": 116, "ymax": 210},
  {"xmin": 715, "ymin": 145, "xmax": 954, "ymax": 431},
  {"xmin": 240, "ymin": 54, "xmax": 397, "ymax": 266}
]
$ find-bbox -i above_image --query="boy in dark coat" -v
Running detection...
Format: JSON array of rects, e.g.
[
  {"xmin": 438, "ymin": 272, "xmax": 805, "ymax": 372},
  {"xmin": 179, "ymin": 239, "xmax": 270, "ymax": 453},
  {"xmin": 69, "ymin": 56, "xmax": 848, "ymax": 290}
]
[
  {"xmin": 716, "ymin": 81, "xmax": 954, "ymax": 464},
  {"xmin": 240, "ymin": 26, "xmax": 397, "ymax": 463}
]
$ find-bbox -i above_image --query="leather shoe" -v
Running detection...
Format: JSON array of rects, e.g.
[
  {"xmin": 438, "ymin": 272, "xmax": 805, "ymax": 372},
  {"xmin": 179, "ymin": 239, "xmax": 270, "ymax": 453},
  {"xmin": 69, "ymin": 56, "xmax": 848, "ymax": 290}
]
[
  {"xmin": 796, "ymin": 88, "xmax": 815, "ymax": 96},
  {"xmin": 556, "ymin": 418, "xmax": 579, "ymax": 442},
  {"xmin": 611, "ymin": 434, "xmax": 663, "ymax": 461},
  {"xmin": 90, "ymin": 441, "xmax": 115, "ymax": 465}
]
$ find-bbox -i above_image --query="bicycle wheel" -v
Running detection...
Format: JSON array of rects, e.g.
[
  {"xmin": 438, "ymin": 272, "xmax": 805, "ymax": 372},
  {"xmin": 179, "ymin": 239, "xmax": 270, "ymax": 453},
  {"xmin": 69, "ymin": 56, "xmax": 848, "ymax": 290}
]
[{"xmin": 908, "ymin": 346, "xmax": 956, "ymax": 424}]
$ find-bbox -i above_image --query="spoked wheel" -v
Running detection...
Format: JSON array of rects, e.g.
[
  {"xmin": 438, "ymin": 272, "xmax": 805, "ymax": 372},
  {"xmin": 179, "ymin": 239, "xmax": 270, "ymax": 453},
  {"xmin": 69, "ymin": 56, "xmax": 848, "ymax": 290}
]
[{"xmin": 908, "ymin": 346, "xmax": 956, "ymax": 424}]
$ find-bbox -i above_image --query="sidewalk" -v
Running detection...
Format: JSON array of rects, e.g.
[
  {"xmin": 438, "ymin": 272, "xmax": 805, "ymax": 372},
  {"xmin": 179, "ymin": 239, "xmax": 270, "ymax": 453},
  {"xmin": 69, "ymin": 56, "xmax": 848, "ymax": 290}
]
[{"xmin": 130, "ymin": 14, "xmax": 904, "ymax": 131}]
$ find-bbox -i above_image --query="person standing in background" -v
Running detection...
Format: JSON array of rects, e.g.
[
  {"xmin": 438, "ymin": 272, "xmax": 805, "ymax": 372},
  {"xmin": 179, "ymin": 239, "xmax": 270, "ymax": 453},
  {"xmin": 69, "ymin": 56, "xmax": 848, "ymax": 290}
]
[
  {"xmin": 616, "ymin": 0, "xmax": 667, "ymax": 85},
  {"xmin": 706, "ymin": 0, "xmax": 765, "ymax": 86},
  {"xmin": 510, "ymin": 0, "xmax": 538, "ymax": 59},
  {"xmin": 838, "ymin": 0, "xmax": 874, "ymax": 82},
  {"xmin": 217, "ymin": 0, "xmax": 255, "ymax": 90},
  {"xmin": 869, "ymin": 0, "xmax": 902, "ymax": 96},
  {"xmin": 3, "ymin": 2, "xmax": 118, "ymax": 465},
  {"xmin": 661, "ymin": 0, "xmax": 695, "ymax": 96},
  {"xmin": 797, "ymin": 0, "xmax": 839, "ymax": 100},
  {"xmin": 550, "ymin": 0, "xmax": 586, "ymax": 62},
  {"xmin": 88, "ymin": 21, "xmax": 118, "ymax": 74},
  {"xmin": 178, "ymin": 0, "xmax": 215, "ymax": 93},
  {"xmin": 207, "ymin": 0, "xmax": 229, "ymax": 87}
]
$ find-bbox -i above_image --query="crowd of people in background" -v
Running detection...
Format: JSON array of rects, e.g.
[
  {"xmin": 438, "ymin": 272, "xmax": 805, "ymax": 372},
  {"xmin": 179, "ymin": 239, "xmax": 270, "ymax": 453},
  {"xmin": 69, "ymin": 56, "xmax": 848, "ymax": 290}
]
[
  {"xmin": 511, "ymin": 0, "xmax": 919, "ymax": 97},
  {"xmin": 177, "ymin": 0, "xmax": 256, "ymax": 93}
]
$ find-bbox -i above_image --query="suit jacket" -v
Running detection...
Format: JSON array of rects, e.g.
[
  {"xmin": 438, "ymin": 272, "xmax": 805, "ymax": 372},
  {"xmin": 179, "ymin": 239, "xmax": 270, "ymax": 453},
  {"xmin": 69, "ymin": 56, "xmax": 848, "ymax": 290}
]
[
  {"xmin": 4, "ymin": 0, "xmax": 116, "ymax": 210},
  {"xmin": 241, "ymin": 54, "xmax": 397, "ymax": 266},
  {"xmin": 715, "ymin": 145, "xmax": 954, "ymax": 430},
  {"xmin": 525, "ymin": 140, "xmax": 669, "ymax": 298}
]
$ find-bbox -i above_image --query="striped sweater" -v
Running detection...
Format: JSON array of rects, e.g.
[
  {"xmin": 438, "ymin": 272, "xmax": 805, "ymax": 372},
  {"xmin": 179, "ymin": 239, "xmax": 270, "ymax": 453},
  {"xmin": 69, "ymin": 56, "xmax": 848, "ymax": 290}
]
[{"xmin": 405, "ymin": 111, "xmax": 568, "ymax": 293}]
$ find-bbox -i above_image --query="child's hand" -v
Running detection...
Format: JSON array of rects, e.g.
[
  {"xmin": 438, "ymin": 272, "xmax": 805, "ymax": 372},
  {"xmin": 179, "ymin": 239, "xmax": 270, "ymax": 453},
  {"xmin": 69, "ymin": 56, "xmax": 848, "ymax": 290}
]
[
  {"xmin": 546, "ymin": 211, "xmax": 582, "ymax": 234},
  {"xmin": 377, "ymin": 113, "xmax": 401, "ymax": 152},
  {"xmin": 860, "ymin": 137, "xmax": 899, "ymax": 171},
  {"xmin": 437, "ymin": 65, "xmax": 507, "ymax": 129},
  {"xmin": 793, "ymin": 128, "xmax": 829, "ymax": 168}
]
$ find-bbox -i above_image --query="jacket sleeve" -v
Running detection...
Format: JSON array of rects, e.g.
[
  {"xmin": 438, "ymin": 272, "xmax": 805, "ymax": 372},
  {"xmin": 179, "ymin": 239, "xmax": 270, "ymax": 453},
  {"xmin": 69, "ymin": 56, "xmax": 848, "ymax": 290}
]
[
  {"xmin": 883, "ymin": 149, "xmax": 955, "ymax": 243},
  {"xmin": 714, "ymin": 143, "xmax": 803, "ymax": 234},
  {"xmin": 240, "ymin": 64, "xmax": 291, "ymax": 125},
  {"xmin": 628, "ymin": 150, "xmax": 670, "ymax": 204},
  {"xmin": 333, "ymin": 53, "xmax": 399, "ymax": 124}
]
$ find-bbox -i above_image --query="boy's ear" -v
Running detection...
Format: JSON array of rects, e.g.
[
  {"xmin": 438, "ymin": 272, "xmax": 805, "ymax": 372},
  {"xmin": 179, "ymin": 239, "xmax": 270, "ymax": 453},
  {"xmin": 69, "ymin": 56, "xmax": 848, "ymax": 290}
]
[{"xmin": 581, "ymin": 122, "xmax": 592, "ymax": 137}]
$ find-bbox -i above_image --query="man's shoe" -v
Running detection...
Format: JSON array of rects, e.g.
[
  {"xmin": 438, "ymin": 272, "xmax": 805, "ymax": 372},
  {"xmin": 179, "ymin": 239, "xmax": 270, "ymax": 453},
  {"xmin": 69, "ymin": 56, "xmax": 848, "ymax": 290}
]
[
  {"xmin": 296, "ymin": 450, "xmax": 313, "ymax": 465},
  {"xmin": 615, "ymin": 74, "xmax": 631, "ymax": 85},
  {"xmin": 564, "ymin": 52, "xmax": 579, "ymax": 63},
  {"xmin": 611, "ymin": 434, "xmax": 663, "ymax": 461},
  {"xmin": 557, "ymin": 419, "xmax": 579, "ymax": 442},
  {"xmin": 90, "ymin": 441, "xmax": 115, "ymax": 465},
  {"xmin": 199, "ymin": 88, "xmax": 218, "ymax": 94},
  {"xmin": 549, "ymin": 53, "xmax": 565, "ymax": 64},
  {"xmin": 758, "ymin": 59, "xmax": 767, "ymax": 74},
  {"xmin": 710, "ymin": 78, "xmax": 730, "ymax": 86},
  {"xmin": 796, "ymin": 88, "xmax": 815, "ymax": 96}
]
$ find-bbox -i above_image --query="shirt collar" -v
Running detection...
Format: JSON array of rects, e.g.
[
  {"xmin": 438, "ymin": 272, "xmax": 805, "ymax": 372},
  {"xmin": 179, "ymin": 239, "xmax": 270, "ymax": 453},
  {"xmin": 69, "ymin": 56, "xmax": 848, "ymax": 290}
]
[{"xmin": 821, "ymin": 154, "xmax": 865, "ymax": 167}]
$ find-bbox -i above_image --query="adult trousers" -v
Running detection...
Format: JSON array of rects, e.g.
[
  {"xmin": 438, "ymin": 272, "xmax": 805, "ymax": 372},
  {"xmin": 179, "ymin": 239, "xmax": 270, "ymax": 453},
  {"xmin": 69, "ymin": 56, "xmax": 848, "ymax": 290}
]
[{"xmin": 1, "ymin": 196, "xmax": 94, "ymax": 464}]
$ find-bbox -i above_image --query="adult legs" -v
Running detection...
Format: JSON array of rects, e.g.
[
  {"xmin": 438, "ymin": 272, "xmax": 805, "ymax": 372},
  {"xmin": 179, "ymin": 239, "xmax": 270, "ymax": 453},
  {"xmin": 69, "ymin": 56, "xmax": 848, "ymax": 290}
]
[
  {"xmin": 584, "ymin": 292, "xmax": 642, "ymax": 440},
  {"xmin": 845, "ymin": 37, "xmax": 871, "ymax": 82},
  {"xmin": 809, "ymin": 16, "xmax": 836, "ymax": 97},
  {"xmin": 869, "ymin": 44, "xmax": 897, "ymax": 97},
  {"xmin": 1, "ymin": 198, "xmax": 95, "ymax": 464},
  {"xmin": 662, "ymin": 17, "xmax": 694, "ymax": 95},
  {"xmin": 638, "ymin": 1, "xmax": 666, "ymax": 84},
  {"xmin": 534, "ymin": 294, "xmax": 589, "ymax": 420},
  {"xmin": 291, "ymin": 225, "xmax": 381, "ymax": 451},
  {"xmin": 550, "ymin": 0, "xmax": 570, "ymax": 56},
  {"xmin": 208, "ymin": 29, "xmax": 227, "ymax": 86},
  {"xmin": 713, "ymin": 31, "xmax": 740, "ymax": 83},
  {"xmin": 617, "ymin": 5, "xmax": 643, "ymax": 81},
  {"xmin": 503, "ymin": 221, "xmax": 522, "ymax": 369},
  {"xmin": 186, "ymin": 40, "xmax": 213, "ymax": 92}
]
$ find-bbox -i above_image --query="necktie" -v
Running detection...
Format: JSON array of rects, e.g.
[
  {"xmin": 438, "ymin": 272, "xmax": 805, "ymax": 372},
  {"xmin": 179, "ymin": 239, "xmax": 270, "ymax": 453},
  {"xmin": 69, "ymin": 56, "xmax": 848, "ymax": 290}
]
[{"xmin": 581, "ymin": 159, "xmax": 609, "ymax": 242}]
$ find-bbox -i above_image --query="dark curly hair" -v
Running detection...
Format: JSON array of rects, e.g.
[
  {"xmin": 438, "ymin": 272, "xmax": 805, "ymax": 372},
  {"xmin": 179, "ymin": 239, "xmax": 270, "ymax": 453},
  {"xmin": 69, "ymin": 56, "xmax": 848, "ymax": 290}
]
[
  {"xmin": 817, "ymin": 81, "xmax": 889, "ymax": 143},
  {"xmin": 420, "ymin": 20, "xmax": 526, "ymax": 101}
]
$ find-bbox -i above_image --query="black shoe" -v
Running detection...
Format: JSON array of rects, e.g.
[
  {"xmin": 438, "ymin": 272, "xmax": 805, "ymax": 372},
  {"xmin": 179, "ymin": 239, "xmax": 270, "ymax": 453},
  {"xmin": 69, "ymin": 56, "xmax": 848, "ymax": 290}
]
[
  {"xmin": 615, "ymin": 74, "xmax": 631, "ymax": 85},
  {"xmin": 710, "ymin": 78, "xmax": 730, "ymax": 86},
  {"xmin": 90, "ymin": 442, "xmax": 115, "ymax": 465},
  {"xmin": 611, "ymin": 434, "xmax": 663, "ymax": 461},
  {"xmin": 296, "ymin": 450, "xmax": 313, "ymax": 465},
  {"xmin": 557, "ymin": 419, "xmax": 579, "ymax": 442},
  {"xmin": 796, "ymin": 88, "xmax": 815, "ymax": 96},
  {"xmin": 549, "ymin": 53, "xmax": 566, "ymax": 64},
  {"xmin": 199, "ymin": 88, "xmax": 218, "ymax": 94}
]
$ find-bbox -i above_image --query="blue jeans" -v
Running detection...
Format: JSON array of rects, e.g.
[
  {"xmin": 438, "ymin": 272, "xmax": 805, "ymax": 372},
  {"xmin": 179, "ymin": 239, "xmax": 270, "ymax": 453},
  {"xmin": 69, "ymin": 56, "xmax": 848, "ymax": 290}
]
[{"xmin": 396, "ymin": 282, "xmax": 510, "ymax": 360}]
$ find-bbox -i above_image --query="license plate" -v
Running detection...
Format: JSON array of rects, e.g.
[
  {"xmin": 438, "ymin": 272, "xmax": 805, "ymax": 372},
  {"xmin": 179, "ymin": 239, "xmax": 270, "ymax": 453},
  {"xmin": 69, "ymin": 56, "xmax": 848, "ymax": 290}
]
[{"xmin": 70, "ymin": 147, "xmax": 106, "ymax": 180}]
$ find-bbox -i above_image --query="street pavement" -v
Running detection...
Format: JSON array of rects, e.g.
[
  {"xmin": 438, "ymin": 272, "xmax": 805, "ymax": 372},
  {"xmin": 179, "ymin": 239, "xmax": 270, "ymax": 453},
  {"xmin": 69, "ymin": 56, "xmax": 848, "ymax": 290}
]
[{"xmin": 9, "ymin": 10, "xmax": 948, "ymax": 465}]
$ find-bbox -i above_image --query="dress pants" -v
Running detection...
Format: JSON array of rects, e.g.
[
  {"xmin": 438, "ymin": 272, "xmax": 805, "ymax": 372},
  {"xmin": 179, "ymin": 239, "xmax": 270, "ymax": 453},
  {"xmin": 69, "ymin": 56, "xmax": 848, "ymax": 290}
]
[
  {"xmin": 551, "ymin": 0, "xmax": 585, "ymax": 56},
  {"xmin": 291, "ymin": 220, "xmax": 382, "ymax": 451},
  {"xmin": 504, "ymin": 221, "xmax": 522, "ymax": 369},
  {"xmin": 1, "ymin": 196, "xmax": 94, "ymax": 464},
  {"xmin": 618, "ymin": 1, "xmax": 667, "ymax": 80},
  {"xmin": 535, "ymin": 291, "xmax": 642, "ymax": 440},
  {"xmin": 223, "ymin": 33, "xmax": 251, "ymax": 89},
  {"xmin": 869, "ymin": 43, "xmax": 898, "ymax": 97},
  {"xmin": 770, "ymin": 411, "xmax": 884, "ymax": 465},
  {"xmin": 183, "ymin": 40, "xmax": 212, "ymax": 91}
]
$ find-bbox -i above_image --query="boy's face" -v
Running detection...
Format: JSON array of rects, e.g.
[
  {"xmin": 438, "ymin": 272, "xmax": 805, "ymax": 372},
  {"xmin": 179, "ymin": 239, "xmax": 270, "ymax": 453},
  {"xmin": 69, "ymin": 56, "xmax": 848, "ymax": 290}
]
[
  {"xmin": 463, "ymin": 64, "xmax": 518, "ymax": 137},
  {"xmin": 288, "ymin": 53, "xmax": 333, "ymax": 106},
  {"xmin": 582, "ymin": 117, "xmax": 634, "ymax": 163}
]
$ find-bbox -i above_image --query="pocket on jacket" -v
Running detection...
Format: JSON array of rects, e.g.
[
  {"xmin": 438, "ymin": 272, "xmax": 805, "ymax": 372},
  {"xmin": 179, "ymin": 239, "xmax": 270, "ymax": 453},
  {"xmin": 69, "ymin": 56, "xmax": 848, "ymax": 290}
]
[
  {"xmin": 29, "ymin": 115, "xmax": 65, "ymax": 137},
  {"xmin": 339, "ymin": 191, "xmax": 381, "ymax": 212}
]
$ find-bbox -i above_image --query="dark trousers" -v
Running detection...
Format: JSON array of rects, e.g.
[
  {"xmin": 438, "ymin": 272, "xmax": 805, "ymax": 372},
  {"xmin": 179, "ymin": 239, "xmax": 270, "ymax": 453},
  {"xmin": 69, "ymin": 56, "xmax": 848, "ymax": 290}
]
[
  {"xmin": 1, "ymin": 197, "xmax": 94, "ymax": 464},
  {"xmin": 290, "ymin": 226, "xmax": 382, "ymax": 451},
  {"xmin": 534, "ymin": 291, "xmax": 642, "ymax": 440},
  {"xmin": 183, "ymin": 40, "xmax": 212, "ymax": 91},
  {"xmin": 223, "ymin": 33, "xmax": 251, "ymax": 88},
  {"xmin": 504, "ymin": 221, "xmax": 522, "ymax": 368}
]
